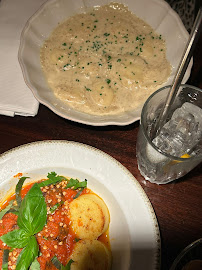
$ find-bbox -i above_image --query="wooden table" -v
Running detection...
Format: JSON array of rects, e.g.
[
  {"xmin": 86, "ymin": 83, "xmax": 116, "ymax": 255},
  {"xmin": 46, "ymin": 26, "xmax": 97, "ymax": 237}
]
[{"xmin": 0, "ymin": 35, "xmax": 201, "ymax": 270}]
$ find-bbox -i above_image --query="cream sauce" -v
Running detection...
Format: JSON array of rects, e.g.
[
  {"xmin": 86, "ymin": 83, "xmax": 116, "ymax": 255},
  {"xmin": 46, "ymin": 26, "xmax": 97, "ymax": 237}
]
[{"xmin": 40, "ymin": 3, "xmax": 171, "ymax": 115}]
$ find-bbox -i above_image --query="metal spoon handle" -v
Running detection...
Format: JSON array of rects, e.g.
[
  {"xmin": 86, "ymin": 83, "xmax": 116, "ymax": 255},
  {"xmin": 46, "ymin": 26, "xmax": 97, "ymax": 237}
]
[{"xmin": 151, "ymin": 7, "xmax": 202, "ymax": 139}]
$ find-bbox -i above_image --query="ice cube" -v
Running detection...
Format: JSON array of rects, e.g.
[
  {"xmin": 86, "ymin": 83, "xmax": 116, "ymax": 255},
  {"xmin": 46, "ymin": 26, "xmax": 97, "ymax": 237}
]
[{"xmin": 152, "ymin": 102, "xmax": 202, "ymax": 157}]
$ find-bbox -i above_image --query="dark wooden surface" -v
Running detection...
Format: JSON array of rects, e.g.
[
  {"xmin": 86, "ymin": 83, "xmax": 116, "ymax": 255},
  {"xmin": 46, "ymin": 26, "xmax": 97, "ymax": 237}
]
[{"xmin": 0, "ymin": 35, "xmax": 202, "ymax": 270}]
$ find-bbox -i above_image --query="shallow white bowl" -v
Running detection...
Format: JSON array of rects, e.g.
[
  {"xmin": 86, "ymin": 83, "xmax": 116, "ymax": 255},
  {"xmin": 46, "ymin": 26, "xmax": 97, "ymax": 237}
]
[
  {"xmin": 0, "ymin": 141, "xmax": 160, "ymax": 270},
  {"xmin": 18, "ymin": 0, "xmax": 192, "ymax": 126}
]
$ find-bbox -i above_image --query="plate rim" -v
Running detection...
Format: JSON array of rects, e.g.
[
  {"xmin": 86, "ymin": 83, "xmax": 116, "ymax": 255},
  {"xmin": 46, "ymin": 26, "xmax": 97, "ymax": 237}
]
[{"xmin": 0, "ymin": 140, "xmax": 161, "ymax": 269}]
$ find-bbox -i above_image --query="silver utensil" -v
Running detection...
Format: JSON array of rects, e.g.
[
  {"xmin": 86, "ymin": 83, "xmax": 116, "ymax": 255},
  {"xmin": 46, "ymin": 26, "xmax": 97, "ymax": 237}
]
[{"xmin": 151, "ymin": 7, "xmax": 202, "ymax": 139}]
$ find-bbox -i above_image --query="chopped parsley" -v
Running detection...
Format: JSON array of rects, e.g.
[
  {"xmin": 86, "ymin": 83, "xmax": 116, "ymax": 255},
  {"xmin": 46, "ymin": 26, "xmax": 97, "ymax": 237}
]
[
  {"xmin": 85, "ymin": 86, "xmax": 92, "ymax": 91},
  {"xmin": 106, "ymin": 79, "xmax": 111, "ymax": 84}
]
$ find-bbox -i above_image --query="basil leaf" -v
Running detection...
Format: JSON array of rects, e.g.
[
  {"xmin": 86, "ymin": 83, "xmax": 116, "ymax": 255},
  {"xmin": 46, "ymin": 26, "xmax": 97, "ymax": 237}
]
[
  {"xmin": 16, "ymin": 177, "xmax": 29, "ymax": 208},
  {"xmin": 8, "ymin": 203, "xmax": 19, "ymax": 216},
  {"xmin": 51, "ymin": 256, "xmax": 74, "ymax": 270},
  {"xmin": 50, "ymin": 201, "xmax": 64, "ymax": 213},
  {"xmin": 0, "ymin": 229, "xmax": 30, "ymax": 248},
  {"xmin": 66, "ymin": 178, "xmax": 87, "ymax": 189},
  {"xmin": 2, "ymin": 262, "xmax": 8, "ymax": 270},
  {"xmin": 0, "ymin": 200, "xmax": 14, "ymax": 219},
  {"xmin": 2, "ymin": 249, "xmax": 9, "ymax": 270},
  {"xmin": 17, "ymin": 183, "xmax": 47, "ymax": 235},
  {"xmin": 30, "ymin": 257, "xmax": 40, "ymax": 270},
  {"xmin": 74, "ymin": 238, "xmax": 80, "ymax": 242},
  {"xmin": 16, "ymin": 236, "xmax": 39, "ymax": 270},
  {"xmin": 73, "ymin": 188, "xmax": 84, "ymax": 199},
  {"xmin": 38, "ymin": 172, "xmax": 67, "ymax": 187},
  {"xmin": 51, "ymin": 256, "xmax": 61, "ymax": 269},
  {"xmin": 62, "ymin": 259, "xmax": 74, "ymax": 270}
]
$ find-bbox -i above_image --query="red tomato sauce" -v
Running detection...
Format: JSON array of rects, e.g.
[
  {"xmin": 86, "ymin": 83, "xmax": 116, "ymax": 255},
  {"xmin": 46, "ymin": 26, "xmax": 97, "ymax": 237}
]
[
  {"xmin": 0, "ymin": 179, "xmax": 109, "ymax": 270},
  {"xmin": 0, "ymin": 181, "xmax": 81, "ymax": 269}
]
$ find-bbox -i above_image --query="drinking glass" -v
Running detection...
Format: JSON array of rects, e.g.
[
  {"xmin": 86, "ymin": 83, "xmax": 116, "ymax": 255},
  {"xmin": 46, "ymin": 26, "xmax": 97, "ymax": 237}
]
[
  {"xmin": 170, "ymin": 238, "xmax": 202, "ymax": 270},
  {"xmin": 136, "ymin": 84, "xmax": 202, "ymax": 184}
]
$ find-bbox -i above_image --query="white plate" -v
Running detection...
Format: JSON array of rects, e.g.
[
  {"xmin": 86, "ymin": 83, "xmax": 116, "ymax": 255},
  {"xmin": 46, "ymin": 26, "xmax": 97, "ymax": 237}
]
[
  {"xmin": 0, "ymin": 141, "xmax": 160, "ymax": 270},
  {"xmin": 18, "ymin": 0, "xmax": 192, "ymax": 126}
]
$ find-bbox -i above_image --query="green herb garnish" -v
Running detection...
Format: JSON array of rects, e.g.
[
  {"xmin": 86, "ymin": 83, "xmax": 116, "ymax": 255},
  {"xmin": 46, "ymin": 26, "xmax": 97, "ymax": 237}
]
[
  {"xmin": 65, "ymin": 178, "xmax": 87, "ymax": 190},
  {"xmin": 73, "ymin": 189, "xmax": 84, "ymax": 199},
  {"xmin": 104, "ymin": 33, "xmax": 110, "ymax": 37},
  {"xmin": 2, "ymin": 249, "xmax": 9, "ymax": 270},
  {"xmin": 0, "ymin": 200, "xmax": 15, "ymax": 219},
  {"xmin": 74, "ymin": 238, "xmax": 80, "ymax": 242},
  {"xmin": 15, "ymin": 236, "xmax": 39, "ymax": 270},
  {"xmin": 0, "ymin": 184, "xmax": 47, "ymax": 270},
  {"xmin": 106, "ymin": 79, "xmax": 111, "ymax": 84},
  {"xmin": 16, "ymin": 176, "xmax": 29, "ymax": 207},
  {"xmin": 38, "ymin": 172, "xmax": 67, "ymax": 187},
  {"xmin": 49, "ymin": 201, "xmax": 64, "ymax": 213},
  {"xmin": 85, "ymin": 87, "xmax": 92, "ymax": 91},
  {"xmin": 52, "ymin": 256, "xmax": 74, "ymax": 270},
  {"xmin": 30, "ymin": 257, "xmax": 41, "ymax": 270}
]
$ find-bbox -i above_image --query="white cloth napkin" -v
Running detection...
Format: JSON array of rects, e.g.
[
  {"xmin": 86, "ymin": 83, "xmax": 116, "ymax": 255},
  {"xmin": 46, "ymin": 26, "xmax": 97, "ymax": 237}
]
[{"xmin": 0, "ymin": 0, "xmax": 47, "ymax": 117}]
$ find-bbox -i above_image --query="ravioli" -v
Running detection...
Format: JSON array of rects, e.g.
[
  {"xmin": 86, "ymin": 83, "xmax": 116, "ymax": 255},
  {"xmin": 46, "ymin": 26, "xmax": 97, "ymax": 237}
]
[
  {"xmin": 70, "ymin": 239, "xmax": 111, "ymax": 270},
  {"xmin": 69, "ymin": 194, "xmax": 110, "ymax": 239},
  {"xmin": 40, "ymin": 2, "xmax": 171, "ymax": 115}
]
